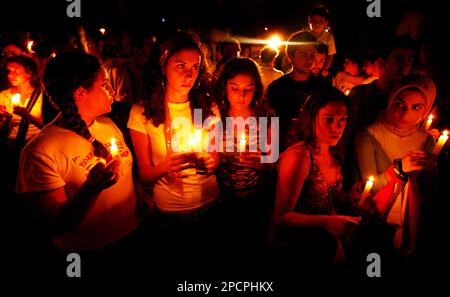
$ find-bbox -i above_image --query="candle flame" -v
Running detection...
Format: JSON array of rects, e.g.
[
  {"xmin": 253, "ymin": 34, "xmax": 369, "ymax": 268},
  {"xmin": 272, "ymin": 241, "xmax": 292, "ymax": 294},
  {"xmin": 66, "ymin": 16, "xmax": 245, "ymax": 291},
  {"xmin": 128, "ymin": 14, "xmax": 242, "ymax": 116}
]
[
  {"xmin": 368, "ymin": 176, "xmax": 374, "ymax": 182},
  {"xmin": 344, "ymin": 89, "xmax": 350, "ymax": 96},
  {"xmin": 27, "ymin": 40, "xmax": 34, "ymax": 52},
  {"xmin": 12, "ymin": 93, "xmax": 21, "ymax": 105},
  {"xmin": 99, "ymin": 28, "xmax": 106, "ymax": 35},
  {"xmin": 428, "ymin": 114, "xmax": 433, "ymax": 121},
  {"xmin": 110, "ymin": 138, "xmax": 119, "ymax": 156},
  {"xmin": 443, "ymin": 130, "xmax": 449, "ymax": 137}
]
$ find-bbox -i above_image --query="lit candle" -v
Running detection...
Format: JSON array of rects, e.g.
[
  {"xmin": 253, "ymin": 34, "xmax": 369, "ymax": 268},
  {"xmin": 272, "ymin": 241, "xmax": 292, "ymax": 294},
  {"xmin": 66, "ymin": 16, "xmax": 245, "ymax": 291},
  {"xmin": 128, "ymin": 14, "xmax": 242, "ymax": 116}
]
[
  {"xmin": 239, "ymin": 132, "xmax": 247, "ymax": 152},
  {"xmin": 359, "ymin": 176, "xmax": 374, "ymax": 207},
  {"xmin": 187, "ymin": 129, "xmax": 202, "ymax": 152},
  {"xmin": 344, "ymin": 89, "xmax": 350, "ymax": 96},
  {"xmin": 425, "ymin": 114, "xmax": 433, "ymax": 130},
  {"xmin": 432, "ymin": 130, "xmax": 448, "ymax": 155},
  {"xmin": 11, "ymin": 93, "xmax": 21, "ymax": 106},
  {"xmin": 27, "ymin": 40, "xmax": 34, "ymax": 53},
  {"xmin": 110, "ymin": 138, "xmax": 119, "ymax": 157},
  {"xmin": 99, "ymin": 28, "xmax": 106, "ymax": 35}
]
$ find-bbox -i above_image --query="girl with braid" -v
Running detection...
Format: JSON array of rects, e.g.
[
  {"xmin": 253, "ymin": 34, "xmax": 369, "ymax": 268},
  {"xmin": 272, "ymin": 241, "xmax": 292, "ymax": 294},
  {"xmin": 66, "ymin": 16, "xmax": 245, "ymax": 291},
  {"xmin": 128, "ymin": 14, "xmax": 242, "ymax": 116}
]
[{"xmin": 16, "ymin": 52, "xmax": 138, "ymax": 252}]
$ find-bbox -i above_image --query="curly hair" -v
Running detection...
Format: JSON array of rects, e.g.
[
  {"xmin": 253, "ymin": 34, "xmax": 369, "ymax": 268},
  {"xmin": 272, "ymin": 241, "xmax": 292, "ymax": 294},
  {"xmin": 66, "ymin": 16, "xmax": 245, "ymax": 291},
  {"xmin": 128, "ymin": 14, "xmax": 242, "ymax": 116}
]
[
  {"xmin": 141, "ymin": 31, "xmax": 215, "ymax": 127},
  {"xmin": 43, "ymin": 52, "xmax": 111, "ymax": 159},
  {"xmin": 215, "ymin": 57, "xmax": 268, "ymax": 121},
  {"xmin": 286, "ymin": 85, "xmax": 350, "ymax": 151}
]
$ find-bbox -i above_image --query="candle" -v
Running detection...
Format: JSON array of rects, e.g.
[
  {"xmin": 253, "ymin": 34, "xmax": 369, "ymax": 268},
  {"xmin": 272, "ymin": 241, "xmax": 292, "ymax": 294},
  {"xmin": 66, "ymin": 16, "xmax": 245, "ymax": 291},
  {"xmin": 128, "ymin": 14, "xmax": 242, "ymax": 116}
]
[
  {"xmin": 11, "ymin": 93, "xmax": 21, "ymax": 106},
  {"xmin": 239, "ymin": 132, "xmax": 247, "ymax": 152},
  {"xmin": 27, "ymin": 40, "xmax": 34, "ymax": 53},
  {"xmin": 187, "ymin": 129, "xmax": 202, "ymax": 152},
  {"xmin": 432, "ymin": 130, "xmax": 448, "ymax": 155},
  {"xmin": 425, "ymin": 114, "xmax": 433, "ymax": 130},
  {"xmin": 99, "ymin": 28, "xmax": 106, "ymax": 35},
  {"xmin": 110, "ymin": 138, "xmax": 119, "ymax": 157},
  {"xmin": 359, "ymin": 176, "xmax": 374, "ymax": 206},
  {"xmin": 344, "ymin": 89, "xmax": 350, "ymax": 96}
]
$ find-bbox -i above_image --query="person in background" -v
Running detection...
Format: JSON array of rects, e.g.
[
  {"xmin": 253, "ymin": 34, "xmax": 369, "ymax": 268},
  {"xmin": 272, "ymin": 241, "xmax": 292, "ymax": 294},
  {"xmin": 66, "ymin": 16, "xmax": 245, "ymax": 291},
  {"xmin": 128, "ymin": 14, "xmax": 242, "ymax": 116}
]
[
  {"xmin": 307, "ymin": 5, "xmax": 337, "ymax": 78},
  {"xmin": 258, "ymin": 46, "xmax": 284, "ymax": 93}
]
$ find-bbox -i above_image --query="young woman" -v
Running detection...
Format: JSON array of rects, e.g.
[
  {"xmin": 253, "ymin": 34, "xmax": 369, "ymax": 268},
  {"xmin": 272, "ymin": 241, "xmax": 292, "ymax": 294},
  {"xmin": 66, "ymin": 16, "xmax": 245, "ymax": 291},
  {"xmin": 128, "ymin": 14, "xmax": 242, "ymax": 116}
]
[
  {"xmin": 127, "ymin": 31, "xmax": 221, "ymax": 256},
  {"xmin": 16, "ymin": 52, "xmax": 138, "ymax": 252},
  {"xmin": 355, "ymin": 74, "xmax": 437, "ymax": 257},
  {"xmin": 215, "ymin": 57, "xmax": 276, "ymax": 253},
  {"xmin": 272, "ymin": 85, "xmax": 361, "ymax": 265}
]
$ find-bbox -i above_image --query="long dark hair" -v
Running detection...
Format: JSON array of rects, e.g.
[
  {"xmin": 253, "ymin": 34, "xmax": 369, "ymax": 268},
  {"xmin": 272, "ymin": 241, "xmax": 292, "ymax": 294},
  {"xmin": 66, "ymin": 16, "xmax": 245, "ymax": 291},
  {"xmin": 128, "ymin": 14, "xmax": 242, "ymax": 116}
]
[
  {"xmin": 141, "ymin": 31, "xmax": 215, "ymax": 127},
  {"xmin": 43, "ymin": 51, "xmax": 111, "ymax": 159},
  {"xmin": 287, "ymin": 85, "xmax": 350, "ymax": 151},
  {"xmin": 215, "ymin": 57, "xmax": 266, "ymax": 121}
]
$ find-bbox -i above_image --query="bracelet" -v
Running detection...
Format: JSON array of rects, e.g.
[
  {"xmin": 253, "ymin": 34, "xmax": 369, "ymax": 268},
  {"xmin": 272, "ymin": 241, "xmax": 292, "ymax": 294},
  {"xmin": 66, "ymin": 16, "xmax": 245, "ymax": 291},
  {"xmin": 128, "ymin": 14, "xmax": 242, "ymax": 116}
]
[{"xmin": 393, "ymin": 159, "xmax": 408, "ymax": 182}]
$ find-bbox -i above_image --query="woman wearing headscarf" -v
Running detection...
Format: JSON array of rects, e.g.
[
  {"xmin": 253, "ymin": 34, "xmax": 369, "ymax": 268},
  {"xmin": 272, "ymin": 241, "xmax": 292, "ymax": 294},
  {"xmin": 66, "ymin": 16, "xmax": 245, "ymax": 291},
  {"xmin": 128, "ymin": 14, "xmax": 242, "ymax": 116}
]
[{"xmin": 355, "ymin": 73, "xmax": 438, "ymax": 257}]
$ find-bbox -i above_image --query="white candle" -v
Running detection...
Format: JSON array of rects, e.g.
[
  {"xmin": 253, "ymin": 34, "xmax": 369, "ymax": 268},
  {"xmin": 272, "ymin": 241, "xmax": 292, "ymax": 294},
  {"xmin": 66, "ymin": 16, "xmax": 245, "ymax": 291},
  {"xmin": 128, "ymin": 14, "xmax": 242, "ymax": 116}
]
[
  {"xmin": 359, "ymin": 176, "xmax": 374, "ymax": 206},
  {"xmin": 432, "ymin": 130, "xmax": 448, "ymax": 155},
  {"xmin": 11, "ymin": 93, "xmax": 21, "ymax": 106},
  {"xmin": 425, "ymin": 114, "xmax": 433, "ymax": 130},
  {"xmin": 110, "ymin": 138, "xmax": 119, "ymax": 157}
]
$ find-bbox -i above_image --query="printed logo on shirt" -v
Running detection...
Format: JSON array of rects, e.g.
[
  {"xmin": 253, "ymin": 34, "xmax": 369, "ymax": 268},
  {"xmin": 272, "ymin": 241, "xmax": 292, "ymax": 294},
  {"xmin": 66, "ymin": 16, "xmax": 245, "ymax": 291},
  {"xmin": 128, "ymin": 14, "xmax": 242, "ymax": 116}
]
[{"xmin": 72, "ymin": 139, "xmax": 129, "ymax": 172}]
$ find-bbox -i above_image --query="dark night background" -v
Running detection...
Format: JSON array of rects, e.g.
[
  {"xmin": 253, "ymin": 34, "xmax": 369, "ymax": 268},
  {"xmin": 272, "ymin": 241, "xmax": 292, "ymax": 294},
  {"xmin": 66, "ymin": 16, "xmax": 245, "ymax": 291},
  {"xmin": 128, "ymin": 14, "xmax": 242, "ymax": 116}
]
[{"xmin": 1, "ymin": 0, "xmax": 450, "ymax": 292}]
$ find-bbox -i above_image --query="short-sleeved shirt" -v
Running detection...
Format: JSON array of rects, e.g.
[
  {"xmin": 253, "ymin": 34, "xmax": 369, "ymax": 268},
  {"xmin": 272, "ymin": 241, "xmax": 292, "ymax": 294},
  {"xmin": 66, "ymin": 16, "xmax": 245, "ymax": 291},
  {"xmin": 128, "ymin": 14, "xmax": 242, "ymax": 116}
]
[
  {"xmin": 16, "ymin": 116, "xmax": 138, "ymax": 251},
  {"xmin": 128, "ymin": 101, "xmax": 221, "ymax": 213}
]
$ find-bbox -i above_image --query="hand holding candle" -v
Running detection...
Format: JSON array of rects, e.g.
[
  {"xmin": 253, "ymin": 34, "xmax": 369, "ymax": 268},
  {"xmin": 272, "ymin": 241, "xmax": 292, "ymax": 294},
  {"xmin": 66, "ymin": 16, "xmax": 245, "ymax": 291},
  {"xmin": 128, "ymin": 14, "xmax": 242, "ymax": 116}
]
[
  {"xmin": 359, "ymin": 176, "xmax": 374, "ymax": 207},
  {"xmin": 432, "ymin": 130, "xmax": 448, "ymax": 155}
]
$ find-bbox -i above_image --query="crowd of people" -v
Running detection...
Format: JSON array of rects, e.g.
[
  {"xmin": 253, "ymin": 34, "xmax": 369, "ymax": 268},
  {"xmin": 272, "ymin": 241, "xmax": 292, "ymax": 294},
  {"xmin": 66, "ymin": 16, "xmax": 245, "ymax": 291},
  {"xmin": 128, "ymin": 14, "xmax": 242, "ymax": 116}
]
[{"xmin": 1, "ymin": 4, "xmax": 449, "ymax": 280}]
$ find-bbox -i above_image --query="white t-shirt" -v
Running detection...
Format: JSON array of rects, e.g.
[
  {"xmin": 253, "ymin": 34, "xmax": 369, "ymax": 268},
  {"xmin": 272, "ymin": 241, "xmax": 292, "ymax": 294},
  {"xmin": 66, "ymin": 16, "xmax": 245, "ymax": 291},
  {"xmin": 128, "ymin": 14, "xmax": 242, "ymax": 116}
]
[
  {"xmin": 16, "ymin": 116, "xmax": 138, "ymax": 251},
  {"xmin": 0, "ymin": 88, "xmax": 43, "ymax": 140},
  {"xmin": 259, "ymin": 65, "xmax": 284, "ymax": 91},
  {"xmin": 127, "ymin": 101, "xmax": 220, "ymax": 213}
]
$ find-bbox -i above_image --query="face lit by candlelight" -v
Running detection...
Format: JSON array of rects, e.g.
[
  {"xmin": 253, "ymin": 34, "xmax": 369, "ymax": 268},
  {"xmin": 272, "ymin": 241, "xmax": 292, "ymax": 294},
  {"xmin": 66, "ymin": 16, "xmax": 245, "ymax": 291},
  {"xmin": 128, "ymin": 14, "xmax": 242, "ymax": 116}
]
[
  {"xmin": 314, "ymin": 101, "xmax": 348, "ymax": 146},
  {"xmin": 312, "ymin": 52, "xmax": 326, "ymax": 75},
  {"xmin": 7, "ymin": 62, "xmax": 31, "ymax": 87},
  {"xmin": 75, "ymin": 68, "xmax": 115, "ymax": 117},
  {"xmin": 309, "ymin": 15, "xmax": 328, "ymax": 33},
  {"xmin": 290, "ymin": 45, "xmax": 316, "ymax": 75},
  {"xmin": 387, "ymin": 88, "xmax": 426, "ymax": 130},
  {"xmin": 226, "ymin": 73, "xmax": 255, "ymax": 114},
  {"xmin": 165, "ymin": 48, "xmax": 201, "ymax": 99}
]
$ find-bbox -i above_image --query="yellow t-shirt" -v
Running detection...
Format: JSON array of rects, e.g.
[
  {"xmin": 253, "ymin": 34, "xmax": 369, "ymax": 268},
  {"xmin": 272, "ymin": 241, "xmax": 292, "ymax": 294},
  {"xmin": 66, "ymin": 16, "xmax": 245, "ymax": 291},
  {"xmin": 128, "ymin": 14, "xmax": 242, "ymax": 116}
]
[
  {"xmin": 16, "ymin": 116, "xmax": 138, "ymax": 251},
  {"xmin": 127, "ymin": 101, "xmax": 220, "ymax": 213},
  {"xmin": 0, "ymin": 88, "xmax": 43, "ymax": 140}
]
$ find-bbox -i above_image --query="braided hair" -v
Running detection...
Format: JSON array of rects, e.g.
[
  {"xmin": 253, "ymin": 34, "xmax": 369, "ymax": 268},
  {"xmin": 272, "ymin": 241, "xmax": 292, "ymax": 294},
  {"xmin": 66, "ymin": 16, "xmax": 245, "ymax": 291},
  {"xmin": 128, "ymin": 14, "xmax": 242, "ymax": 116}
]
[{"xmin": 43, "ymin": 52, "xmax": 111, "ymax": 159}]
